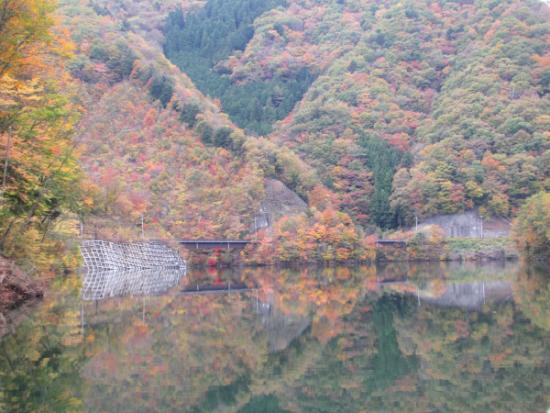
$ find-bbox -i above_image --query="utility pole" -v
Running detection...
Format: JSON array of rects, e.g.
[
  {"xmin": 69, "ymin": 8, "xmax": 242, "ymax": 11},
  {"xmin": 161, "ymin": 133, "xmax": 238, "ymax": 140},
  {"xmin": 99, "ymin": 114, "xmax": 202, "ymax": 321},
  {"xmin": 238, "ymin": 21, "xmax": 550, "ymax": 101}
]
[
  {"xmin": 415, "ymin": 215, "xmax": 418, "ymax": 233},
  {"xmin": 141, "ymin": 214, "xmax": 145, "ymax": 240},
  {"xmin": 2, "ymin": 128, "xmax": 12, "ymax": 190}
]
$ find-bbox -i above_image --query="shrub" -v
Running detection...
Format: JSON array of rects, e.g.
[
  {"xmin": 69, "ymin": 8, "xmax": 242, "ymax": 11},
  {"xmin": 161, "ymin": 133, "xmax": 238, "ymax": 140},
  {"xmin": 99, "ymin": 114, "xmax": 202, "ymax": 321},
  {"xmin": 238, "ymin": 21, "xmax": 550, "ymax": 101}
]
[
  {"xmin": 512, "ymin": 191, "xmax": 550, "ymax": 261},
  {"xmin": 150, "ymin": 75, "xmax": 174, "ymax": 107},
  {"xmin": 178, "ymin": 103, "xmax": 201, "ymax": 127}
]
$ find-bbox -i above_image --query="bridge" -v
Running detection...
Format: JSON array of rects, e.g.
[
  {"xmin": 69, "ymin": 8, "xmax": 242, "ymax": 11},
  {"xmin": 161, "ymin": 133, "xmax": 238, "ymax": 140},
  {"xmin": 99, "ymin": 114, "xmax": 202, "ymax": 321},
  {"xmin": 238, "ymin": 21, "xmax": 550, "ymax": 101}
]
[{"xmin": 178, "ymin": 239, "xmax": 253, "ymax": 250}]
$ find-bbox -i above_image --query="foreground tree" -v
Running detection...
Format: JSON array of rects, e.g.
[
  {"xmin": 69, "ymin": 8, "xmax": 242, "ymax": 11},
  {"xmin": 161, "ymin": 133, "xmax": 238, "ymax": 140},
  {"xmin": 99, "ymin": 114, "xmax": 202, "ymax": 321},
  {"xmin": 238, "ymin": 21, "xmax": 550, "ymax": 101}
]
[{"xmin": 0, "ymin": 0, "xmax": 83, "ymax": 271}]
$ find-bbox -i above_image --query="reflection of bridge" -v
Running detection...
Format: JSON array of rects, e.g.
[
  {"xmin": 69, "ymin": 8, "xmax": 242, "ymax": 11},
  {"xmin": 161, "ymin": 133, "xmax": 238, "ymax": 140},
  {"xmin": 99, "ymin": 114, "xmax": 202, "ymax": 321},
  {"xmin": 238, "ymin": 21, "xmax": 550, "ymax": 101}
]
[
  {"xmin": 180, "ymin": 281, "xmax": 258, "ymax": 296},
  {"xmin": 81, "ymin": 268, "xmax": 185, "ymax": 301}
]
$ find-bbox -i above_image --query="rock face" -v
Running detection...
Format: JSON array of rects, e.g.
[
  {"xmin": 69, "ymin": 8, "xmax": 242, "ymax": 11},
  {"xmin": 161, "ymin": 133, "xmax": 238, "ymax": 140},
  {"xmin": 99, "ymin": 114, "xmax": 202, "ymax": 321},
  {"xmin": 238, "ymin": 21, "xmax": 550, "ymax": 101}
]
[
  {"xmin": 252, "ymin": 179, "xmax": 308, "ymax": 232},
  {"xmin": 0, "ymin": 257, "xmax": 43, "ymax": 336},
  {"xmin": 0, "ymin": 258, "xmax": 43, "ymax": 311},
  {"xmin": 419, "ymin": 211, "xmax": 510, "ymax": 239}
]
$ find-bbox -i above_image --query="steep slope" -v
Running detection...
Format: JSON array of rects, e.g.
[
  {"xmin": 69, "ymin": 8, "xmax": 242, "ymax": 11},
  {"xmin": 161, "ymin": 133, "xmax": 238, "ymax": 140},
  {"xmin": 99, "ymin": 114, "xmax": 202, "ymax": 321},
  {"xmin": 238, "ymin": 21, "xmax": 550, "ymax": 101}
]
[
  {"xmin": 163, "ymin": 0, "xmax": 550, "ymax": 229},
  {"xmin": 60, "ymin": 0, "xmax": 269, "ymax": 239},
  {"xmin": 59, "ymin": 0, "xmax": 370, "ymax": 262},
  {"xmin": 164, "ymin": 0, "xmax": 317, "ymax": 135}
]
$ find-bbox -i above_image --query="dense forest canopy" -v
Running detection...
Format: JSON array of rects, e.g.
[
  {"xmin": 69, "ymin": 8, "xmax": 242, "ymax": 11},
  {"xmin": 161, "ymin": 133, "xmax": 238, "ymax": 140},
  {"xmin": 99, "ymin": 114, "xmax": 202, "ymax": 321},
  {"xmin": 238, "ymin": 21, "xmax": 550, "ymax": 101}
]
[
  {"xmin": 164, "ymin": 0, "xmax": 317, "ymax": 135},
  {"xmin": 163, "ymin": 0, "xmax": 550, "ymax": 229}
]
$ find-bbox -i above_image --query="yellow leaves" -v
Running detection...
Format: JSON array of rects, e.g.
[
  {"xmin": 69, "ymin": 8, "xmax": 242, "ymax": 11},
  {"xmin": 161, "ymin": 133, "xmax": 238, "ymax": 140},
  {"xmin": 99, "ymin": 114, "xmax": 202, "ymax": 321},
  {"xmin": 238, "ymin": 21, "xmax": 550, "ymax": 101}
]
[
  {"xmin": 0, "ymin": 0, "xmax": 56, "ymax": 77},
  {"xmin": 0, "ymin": 2, "xmax": 83, "ymax": 271},
  {"xmin": 0, "ymin": 74, "xmax": 44, "ymax": 112}
]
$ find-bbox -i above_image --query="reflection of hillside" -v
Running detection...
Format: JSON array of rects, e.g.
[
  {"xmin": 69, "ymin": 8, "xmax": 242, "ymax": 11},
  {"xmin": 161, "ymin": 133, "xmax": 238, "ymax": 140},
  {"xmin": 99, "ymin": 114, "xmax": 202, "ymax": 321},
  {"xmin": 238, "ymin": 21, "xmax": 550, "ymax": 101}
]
[
  {"xmin": 257, "ymin": 294, "xmax": 311, "ymax": 353},
  {"xmin": 391, "ymin": 300, "xmax": 550, "ymax": 413},
  {"xmin": 2, "ymin": 262, "xmax": 550, "ymax": 413}
]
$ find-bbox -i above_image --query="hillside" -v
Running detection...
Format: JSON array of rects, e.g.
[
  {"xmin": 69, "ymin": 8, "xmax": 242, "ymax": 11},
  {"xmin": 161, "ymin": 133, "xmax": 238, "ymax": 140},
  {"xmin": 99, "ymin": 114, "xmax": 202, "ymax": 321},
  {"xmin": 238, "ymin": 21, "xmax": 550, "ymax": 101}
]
[
  {"xmin": 2, "ymin": 0, "xmax": 547, "ymax": 269},
  {"xmin": 59, "ymin": 0, "xmax": 267, "ymax": 239},
  {"xmin": 164, "ymin": 0, "xmax": 550, "ymax": 230},
  {"xmin": 54, "ymin": 0, "xmax": 370, "ymax": 262}
]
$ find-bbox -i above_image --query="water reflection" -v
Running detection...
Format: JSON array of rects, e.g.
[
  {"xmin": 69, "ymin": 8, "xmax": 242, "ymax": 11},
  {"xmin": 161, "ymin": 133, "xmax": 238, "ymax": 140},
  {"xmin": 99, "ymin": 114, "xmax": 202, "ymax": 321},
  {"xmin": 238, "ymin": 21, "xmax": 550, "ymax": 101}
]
[
  {"xmin": 81, "ymin": 268, "xmax": 185, "ymax": 301},
  {"xmin": 1, "ymin": 262, "xmax": 549, "ymax": 413}
]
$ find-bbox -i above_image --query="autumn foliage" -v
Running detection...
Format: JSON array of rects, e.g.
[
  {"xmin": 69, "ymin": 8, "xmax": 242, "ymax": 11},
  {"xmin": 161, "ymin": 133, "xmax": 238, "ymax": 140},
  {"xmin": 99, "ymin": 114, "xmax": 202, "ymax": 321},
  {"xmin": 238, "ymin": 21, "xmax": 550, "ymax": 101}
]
[
  {"xmin": 0, "ymin": 0, "xmax": 83, "ymax": 271},
  {"xmin": 247, "ymin": 207, "xmax": 375, "ymax": 264},
  {"xmin": 512, "ymin": 191, "xmax": 550, "ymax": 261}
]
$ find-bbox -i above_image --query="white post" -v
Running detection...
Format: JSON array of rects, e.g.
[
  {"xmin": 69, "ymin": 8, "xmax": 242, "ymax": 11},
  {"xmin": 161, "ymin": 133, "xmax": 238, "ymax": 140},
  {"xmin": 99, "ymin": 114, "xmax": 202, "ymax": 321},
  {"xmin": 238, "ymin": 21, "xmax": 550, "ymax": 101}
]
[
  {"xmin": 480, "ymin": 216, "xmax": 484, "ymax": 239},
  {"xmin": 415, "ymin": 215, "xmax": 418, "ymax": 233},
  {"xmin": 2, "ymin": 128, "xmax": 12, "ymax": 190},
  {"xmin": 80, "ymin": 302, "xmax": 85, "ymax": 336}
]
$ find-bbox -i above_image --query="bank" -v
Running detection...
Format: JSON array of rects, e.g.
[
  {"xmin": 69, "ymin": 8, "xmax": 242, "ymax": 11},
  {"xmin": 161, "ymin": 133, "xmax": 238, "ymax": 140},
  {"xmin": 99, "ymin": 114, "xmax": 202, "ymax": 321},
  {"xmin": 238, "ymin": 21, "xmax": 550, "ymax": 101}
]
[{"xmin": 0, "ymin": 257, "xmax": 44, "ymax": 337}]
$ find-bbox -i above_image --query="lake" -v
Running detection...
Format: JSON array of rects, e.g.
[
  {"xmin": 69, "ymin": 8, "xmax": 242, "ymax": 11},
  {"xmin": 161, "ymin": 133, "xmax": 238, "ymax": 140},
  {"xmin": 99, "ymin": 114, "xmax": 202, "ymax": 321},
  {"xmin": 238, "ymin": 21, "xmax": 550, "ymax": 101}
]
[{"xmin": 1, "ymin": 261, "xmax": 549, "ymax": 413}]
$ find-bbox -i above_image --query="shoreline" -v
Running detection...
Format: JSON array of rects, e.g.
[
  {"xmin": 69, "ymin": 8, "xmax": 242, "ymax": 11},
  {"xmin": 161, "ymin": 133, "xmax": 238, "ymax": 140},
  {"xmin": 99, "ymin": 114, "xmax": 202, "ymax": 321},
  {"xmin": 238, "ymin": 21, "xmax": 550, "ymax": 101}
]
[{"xmin": 0, "ymin": 237, "xmax": 518, "ymax": 321}]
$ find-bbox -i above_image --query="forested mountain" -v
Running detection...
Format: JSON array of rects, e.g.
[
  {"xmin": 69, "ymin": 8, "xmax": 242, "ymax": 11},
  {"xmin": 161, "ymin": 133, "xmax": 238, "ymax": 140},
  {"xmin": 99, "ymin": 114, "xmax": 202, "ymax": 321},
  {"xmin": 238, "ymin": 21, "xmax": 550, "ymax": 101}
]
[
  {"xmin": 1, "ymin": 0, "xmax": 549, "ymax": 268},
  {"xmin": 53, "ymin": 0, "xmax": 369, "ymax": 262},
  {"xmin": 164, "ymin": 0, "xmax": 550, "ymax": 229},
  {"xmin": 164, "ymin": 0, "xmax": 316, "ymax": 135}
]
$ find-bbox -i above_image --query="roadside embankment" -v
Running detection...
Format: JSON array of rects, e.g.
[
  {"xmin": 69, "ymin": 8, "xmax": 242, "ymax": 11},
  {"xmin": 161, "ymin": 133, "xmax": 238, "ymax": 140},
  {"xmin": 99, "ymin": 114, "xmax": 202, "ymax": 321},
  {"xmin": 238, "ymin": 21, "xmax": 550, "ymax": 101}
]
[{"xmin": 377, "ymin": 236, "xmax": 518, "ymax": 262}]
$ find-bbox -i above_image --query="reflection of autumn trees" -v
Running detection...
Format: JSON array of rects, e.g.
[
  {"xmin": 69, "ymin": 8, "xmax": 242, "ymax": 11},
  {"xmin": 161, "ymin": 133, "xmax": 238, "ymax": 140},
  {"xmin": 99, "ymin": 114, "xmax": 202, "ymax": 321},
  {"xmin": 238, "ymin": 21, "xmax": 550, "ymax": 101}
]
[
  {"xmin": 80, "ymin": 265, "xmax": 375, "ymax": 412},
  {"xmin": 249, "ymin": 266, "xmax": 375, "ymax": 342},
  {"xmin": 0, "ymin": 277, "xmax": 85, "ymax": 413},
  {"xmin": 392, "ymin": 302, "xmax": 550, "ymax": 412},
  {"xmin": 2, "ymin": 264, "xmax": 550, "ymax": 412},
  {"xmin": 83, "ymin": 293, "xmax": 267, "ymax": 413},
  {"xmin": 513, "ymin": 262, "xmax": 550, "ymax": 331}
]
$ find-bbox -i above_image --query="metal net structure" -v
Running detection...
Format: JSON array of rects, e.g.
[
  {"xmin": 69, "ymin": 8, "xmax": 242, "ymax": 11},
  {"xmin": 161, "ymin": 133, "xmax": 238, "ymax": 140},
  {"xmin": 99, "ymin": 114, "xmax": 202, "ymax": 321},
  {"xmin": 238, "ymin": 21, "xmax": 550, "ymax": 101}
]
[
  {"xmin": 81, "ymin": 267, "xmax": 185, "ymax": 301},
  {"xmin": 80, "ymin": 240, "xmax": 186, "ymax": 301},
  {"xmin": 80, "ymin": 240, "xmax": 187, "ymax": 270}
]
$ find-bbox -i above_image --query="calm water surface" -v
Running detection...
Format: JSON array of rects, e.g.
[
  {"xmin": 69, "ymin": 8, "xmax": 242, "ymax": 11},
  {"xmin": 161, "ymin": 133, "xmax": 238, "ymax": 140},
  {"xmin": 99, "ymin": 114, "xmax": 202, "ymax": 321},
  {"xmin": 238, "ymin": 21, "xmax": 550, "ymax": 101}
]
[{"xmin": 1, "ymin": 261, "xmax": 549, "ymax": 413}]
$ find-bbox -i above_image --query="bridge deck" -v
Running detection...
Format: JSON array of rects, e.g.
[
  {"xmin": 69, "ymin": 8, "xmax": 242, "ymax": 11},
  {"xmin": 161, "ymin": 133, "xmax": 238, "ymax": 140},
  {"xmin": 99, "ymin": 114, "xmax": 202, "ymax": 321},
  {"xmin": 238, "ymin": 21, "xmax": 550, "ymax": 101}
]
[{"xmin": 179, "ymin": 240, "xmax": 252, "ymax": 249}]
